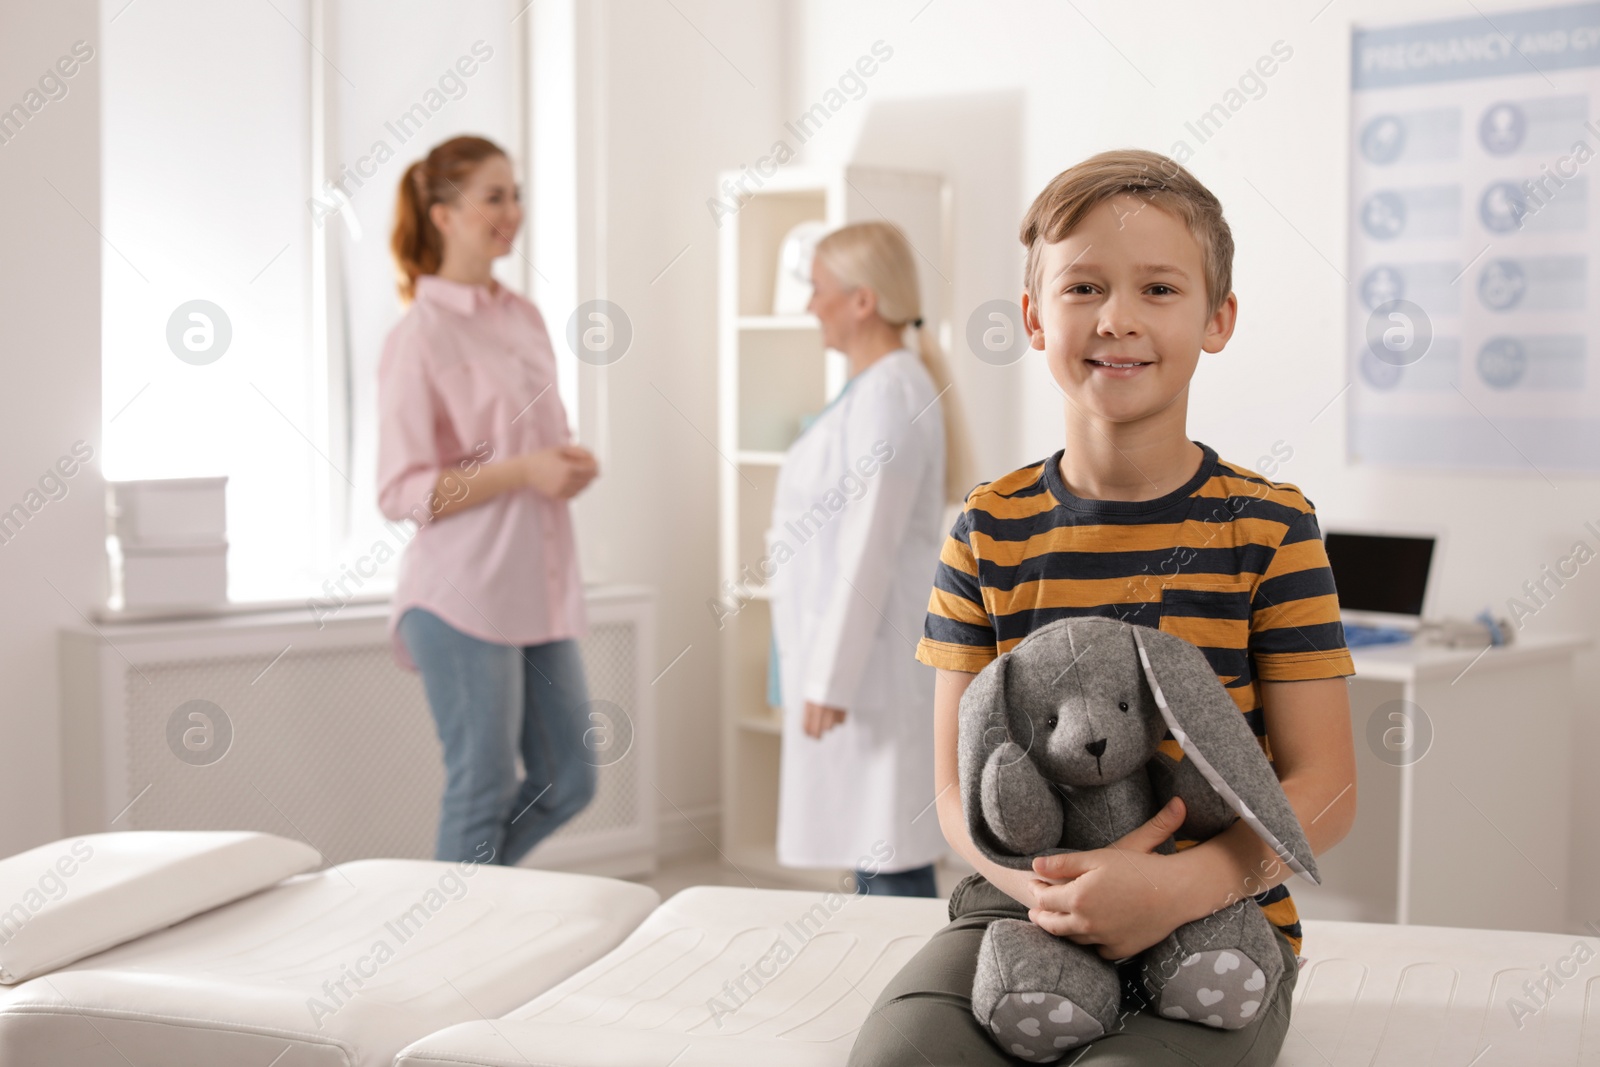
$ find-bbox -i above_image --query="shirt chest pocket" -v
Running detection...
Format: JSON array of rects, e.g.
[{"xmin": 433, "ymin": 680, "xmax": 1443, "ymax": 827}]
[{"xmin": 1157, "ymin": 581, "xmax": 1253, "ymax": 685}]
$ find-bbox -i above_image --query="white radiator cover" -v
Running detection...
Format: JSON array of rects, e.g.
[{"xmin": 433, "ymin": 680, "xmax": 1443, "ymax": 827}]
[{"xmin": 59, "ymin": 586, "xmax": 658, "ymax": 877}]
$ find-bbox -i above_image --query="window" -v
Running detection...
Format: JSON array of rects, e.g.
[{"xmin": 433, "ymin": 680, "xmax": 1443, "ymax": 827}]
[{"xmin": 102, "ymin": 0, "xmax": 530, "ymax": 604}]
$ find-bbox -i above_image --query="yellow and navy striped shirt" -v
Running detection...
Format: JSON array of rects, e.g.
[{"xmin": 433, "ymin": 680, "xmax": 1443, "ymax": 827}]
[{"xmin": 916, "ymin": 441, "xmax": 1355, "ymax": 954}]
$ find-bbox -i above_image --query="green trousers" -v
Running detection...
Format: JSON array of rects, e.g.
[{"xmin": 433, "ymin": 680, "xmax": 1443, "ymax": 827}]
[{"xmin": 848, "ymin": 872, "xmax": 1298, "ymax": 1066}]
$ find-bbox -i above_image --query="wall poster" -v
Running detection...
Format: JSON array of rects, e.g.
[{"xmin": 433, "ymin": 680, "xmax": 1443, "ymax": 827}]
[{"xmin": 1350, "ymin": 3, "xmax": 1600, "ymax": 472}]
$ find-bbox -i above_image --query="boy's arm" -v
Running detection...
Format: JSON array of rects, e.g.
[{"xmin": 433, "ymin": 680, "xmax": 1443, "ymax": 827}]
[{"xmin": 1165, "ymin": 676, "xmax": 1357, "ymax": 923}]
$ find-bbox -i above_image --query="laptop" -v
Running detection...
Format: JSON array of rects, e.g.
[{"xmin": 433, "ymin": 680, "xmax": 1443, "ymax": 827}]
[{"xmin": 1322, "ymin": 529, "xmax": 1440, "ymax": 643}]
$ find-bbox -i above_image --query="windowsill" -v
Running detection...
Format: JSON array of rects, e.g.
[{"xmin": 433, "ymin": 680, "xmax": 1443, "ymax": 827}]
[
  {"xmin": 91, "ymin": 590, "xmax": 393, "ymax": 626},
  {"xmin": 88, "ymin": 581, "xmax": 649, "ymax": 626}
]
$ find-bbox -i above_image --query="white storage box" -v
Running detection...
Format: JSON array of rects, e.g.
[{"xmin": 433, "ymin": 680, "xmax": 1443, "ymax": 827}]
[
  {"xmin": 116, "ymin": 540, "xmax": 228, "ymax": 608},
  {"xmin": 108, "ymin": 476, "xmax": 227, "ymax": 544}
]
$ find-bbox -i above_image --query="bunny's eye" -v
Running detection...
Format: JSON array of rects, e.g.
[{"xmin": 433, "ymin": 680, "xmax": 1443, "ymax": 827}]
[
  {"xmin": 1118, "ymin": 701, "xmax": 1129, "ymax": 712},
  {"xmin": 1046, "ymin": 715, "xmax": 1059, "ymax": 729}
]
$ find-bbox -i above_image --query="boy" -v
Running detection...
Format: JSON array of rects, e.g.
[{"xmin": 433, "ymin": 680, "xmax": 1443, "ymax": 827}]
[{"xmin": 849, "ymin": 149, "xmax": 1357, "ymax": 1066}]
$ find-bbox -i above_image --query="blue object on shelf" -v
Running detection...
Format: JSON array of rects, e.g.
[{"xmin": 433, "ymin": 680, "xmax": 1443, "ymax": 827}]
[
  {"xmin": 767, "ymin": 630, "xmax": 783, "ymax": 708},
  {"xmin": 1343, "ymin": 624, "xmax": 1413, "ymax": 648},
  {"xmin": 1476, "ymin": 607, "xmax": 1507, "ymax": 646}
]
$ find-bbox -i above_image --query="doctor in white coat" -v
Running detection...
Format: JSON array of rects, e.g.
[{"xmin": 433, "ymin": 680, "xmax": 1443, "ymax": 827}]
[{"xmin": 767, "ymin": 221, "xmax": 970, "ymax": 897}]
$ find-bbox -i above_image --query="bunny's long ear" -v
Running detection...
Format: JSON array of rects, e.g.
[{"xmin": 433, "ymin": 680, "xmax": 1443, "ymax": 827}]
[{"xmin": 1132, "ymin": 626, "xmax": 1321, "ymax": 885}]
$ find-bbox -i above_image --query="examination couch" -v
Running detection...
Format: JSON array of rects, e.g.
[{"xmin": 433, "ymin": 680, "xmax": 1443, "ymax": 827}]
[{"xmin": 0, "ymin": 832, "xmax": 1591, "ymax": 1066}]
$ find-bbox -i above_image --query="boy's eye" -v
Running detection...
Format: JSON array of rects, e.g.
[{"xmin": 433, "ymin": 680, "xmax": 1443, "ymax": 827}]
[
  {"xmin": 1063, "ymin": 283, "xmax": 1097, "ymax": 295},
  {"xmin": 1118, "ymin": 701, "xmax": 1129, "ymax": 712},
  {"xmin": 1147, "ymin": 285, "xmax": 1175, "ymax": 296},
  {"xmin": 1047, "ymin": 715, "xmax": 1059, "ymax": 729}
]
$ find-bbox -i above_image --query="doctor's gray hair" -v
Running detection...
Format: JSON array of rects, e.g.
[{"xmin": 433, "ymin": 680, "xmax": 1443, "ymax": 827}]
[{"xmin": 812, "ymin": 221, "xmax": 972, "ymax": 505}]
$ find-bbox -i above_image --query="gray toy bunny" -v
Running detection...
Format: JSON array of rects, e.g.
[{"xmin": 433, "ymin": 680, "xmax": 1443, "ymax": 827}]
[{"xmin": 958, "ymin": 616, "xmax": 1321, "ymax": 1061}]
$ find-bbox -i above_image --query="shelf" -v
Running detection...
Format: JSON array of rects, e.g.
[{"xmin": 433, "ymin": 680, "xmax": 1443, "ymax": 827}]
[
  {"xmin": 737, "ymin": 314, "xmax": 819, "ymax": 331},
  {"xmin": 718, "ymin": 165, "xmax": 950, "ymax": 874},
  {"xmin": 735, "ymin": 327, "xmax": 825, "ymax": 453},
  {"xmin": 727, "ymin": 579, "xmax": 773, "ymax": 603},
  {"xmin": 738, "ymin": 707, "xmax": 782, "ymax": 734},
  {"xmin": 732, "ymin": 188, "xmax": 829, "ymax": 318},
  {"xmin": 735, "ymin": 473, "xmax": 780, "ymax": 573}
]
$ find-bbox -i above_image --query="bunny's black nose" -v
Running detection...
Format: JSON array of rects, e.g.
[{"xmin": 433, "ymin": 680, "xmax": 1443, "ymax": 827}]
[{"xmin": 1084, "ymin": 738, "xmax": 1106, "ymax": 758}]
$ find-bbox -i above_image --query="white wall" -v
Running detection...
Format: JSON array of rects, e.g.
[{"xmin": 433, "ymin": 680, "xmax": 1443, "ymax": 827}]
[
  {"xmin": 784, "ymin": 0, "xmax": 1600, "ymax": 925},
  {"xmin": 0, "ymin": 0, "xmax": 103, "ymax": 857},
  {"xmin": 570, "ymin": 0, "xmax": 790, "ymax": 849}
]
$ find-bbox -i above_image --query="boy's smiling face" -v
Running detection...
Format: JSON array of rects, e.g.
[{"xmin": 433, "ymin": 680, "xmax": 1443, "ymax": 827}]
[{"xmin": 1022, "ymin": 194, "xmax": 1236, "ymax": 426}]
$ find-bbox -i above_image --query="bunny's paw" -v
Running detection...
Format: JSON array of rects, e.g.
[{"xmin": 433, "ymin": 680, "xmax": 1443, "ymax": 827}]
[
  {"xmin": 1154, "ymin": 949, "xmax": 1273, "ymax": 1030},
  {"xmin": 974, "ymin": 919, "xmax": 1119, "ymax": 1060},
  {"xmin": 988, "ymin": 992, "xmax": 1104, "ymax": 1062}
]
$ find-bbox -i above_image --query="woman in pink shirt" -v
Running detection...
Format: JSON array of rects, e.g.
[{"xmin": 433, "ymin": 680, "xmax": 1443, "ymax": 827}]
[{"xmin": 377, "ymin": 135, "xmax": 599, "ymax": 865}]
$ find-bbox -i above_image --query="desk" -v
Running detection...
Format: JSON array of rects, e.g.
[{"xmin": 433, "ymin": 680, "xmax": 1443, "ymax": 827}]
[{"xmin": 1289, "ymin": 633, "xmax": 1590, "ymax": 934}]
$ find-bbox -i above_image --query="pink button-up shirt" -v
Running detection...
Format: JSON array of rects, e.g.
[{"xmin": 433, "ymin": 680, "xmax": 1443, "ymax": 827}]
[{"xmin": 377, "ymin": 273, "xmax": 585, "ymax": 671}]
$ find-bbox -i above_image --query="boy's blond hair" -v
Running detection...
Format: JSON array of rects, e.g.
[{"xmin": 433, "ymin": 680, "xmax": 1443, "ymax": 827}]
[{"xmin": 1020, "ymin": 148, "xmax": 1234, "ymax": 317}]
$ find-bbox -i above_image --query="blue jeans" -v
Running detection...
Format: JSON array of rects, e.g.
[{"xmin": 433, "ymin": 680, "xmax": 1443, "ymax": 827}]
[
  {"xmin": 398, "ymin": 607, "xmax": 597, "ymax": 865},
  {"xmin": 856, "ymin": 862, "xmax": 939, "ymax": 898}
]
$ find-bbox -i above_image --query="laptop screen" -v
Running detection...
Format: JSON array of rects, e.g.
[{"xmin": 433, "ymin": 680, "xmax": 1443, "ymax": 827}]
[{"xmin": 1323, "ymin": 531, "xmax": 1435, "ymax": 618}]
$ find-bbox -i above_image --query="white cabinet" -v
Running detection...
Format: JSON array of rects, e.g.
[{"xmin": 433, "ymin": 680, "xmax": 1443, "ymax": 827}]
[
  {"xmin": 714, "ymin": 166, "xmax": 949, "ymax": 885},
  {"xmin": 1290, "ymin": 634, "xmax": 1588, "ymax": 933},
  {"xmin": 59, "ymin": 589, "xmax": 659, "ymax": 877}
]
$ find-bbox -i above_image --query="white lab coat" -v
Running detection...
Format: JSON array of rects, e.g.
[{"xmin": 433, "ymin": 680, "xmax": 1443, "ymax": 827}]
[{"xmin": 767, "ymin": 348, "xmax": 950, "ymax": 872}]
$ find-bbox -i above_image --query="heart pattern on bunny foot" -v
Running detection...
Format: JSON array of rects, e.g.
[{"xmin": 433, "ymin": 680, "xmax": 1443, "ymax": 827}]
[
  {"xmin": 989, "ymin": 992, "xmax": 1106, "ymax": 1062},
  {"xmin": 1155, "ymin": 950, "xmax": 1271, "ymax": 1031}
]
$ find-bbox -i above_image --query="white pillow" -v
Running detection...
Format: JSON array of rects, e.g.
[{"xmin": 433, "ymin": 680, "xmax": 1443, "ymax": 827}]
[{"xmin": 0, "ymin": 830, "xmax": 320, "ymax": 984}]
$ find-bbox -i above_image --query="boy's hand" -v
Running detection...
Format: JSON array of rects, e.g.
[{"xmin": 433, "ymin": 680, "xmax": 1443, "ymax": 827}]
[{"xmin": 1025, "ymin": 797, "xmax": 1187, "ymax": 960}]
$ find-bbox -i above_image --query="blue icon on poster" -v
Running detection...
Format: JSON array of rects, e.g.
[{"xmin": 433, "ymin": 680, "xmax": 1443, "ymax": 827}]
[
  {"xmin": 1479, "ymin": 182, "xmax": 1527, "ymax": 233},
  {"xmin": 1361, "ymin": 191, "xmax": 1407, "ymax": 239},
  {"xmin": 1361, "ymin": 115, "xmax": 1407, "ymax": 164},
  {"xmin": 1360, "ymin": 266, "xmax": 1405, "ymax": 310},
  {"xmin": 1477, "ymin": 337, "xmax": 1527, "ymax": 389},
  {"xmin": 1478, "ymin": 102, "xmax": 1526, "ymax": 156},
  {"xmin": 1477, "ymin": 259, "xmax": 1527, "ymax": 311}
]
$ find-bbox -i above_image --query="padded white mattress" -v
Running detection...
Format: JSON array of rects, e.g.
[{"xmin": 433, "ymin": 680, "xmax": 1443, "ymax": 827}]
[
  {"xmin": 1281, "ymin": 917, "xmax": 1599, "ymax": 1066},
  {"xmin": 396, "ymin": 891, "xmax": 1600, "ymax": 1067},
  {"xmin": 395, "ymin": 884, "xmax": 952, "ymax": 1067},
  {"xmin": 0, "ymin": 858, "xmax": 659, "ymax": 1067}
]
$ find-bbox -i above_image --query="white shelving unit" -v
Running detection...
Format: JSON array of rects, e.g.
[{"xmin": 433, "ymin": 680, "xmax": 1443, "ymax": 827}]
[{"xmin": 716, "ymin": 165, "xmax": 950, "ymax": 886}]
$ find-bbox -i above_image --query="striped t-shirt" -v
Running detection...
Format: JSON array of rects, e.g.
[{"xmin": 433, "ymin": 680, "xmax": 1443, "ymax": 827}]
[{"xmin": 916, "ymin": 441, "xmax": 1355, "ymax": 954}]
